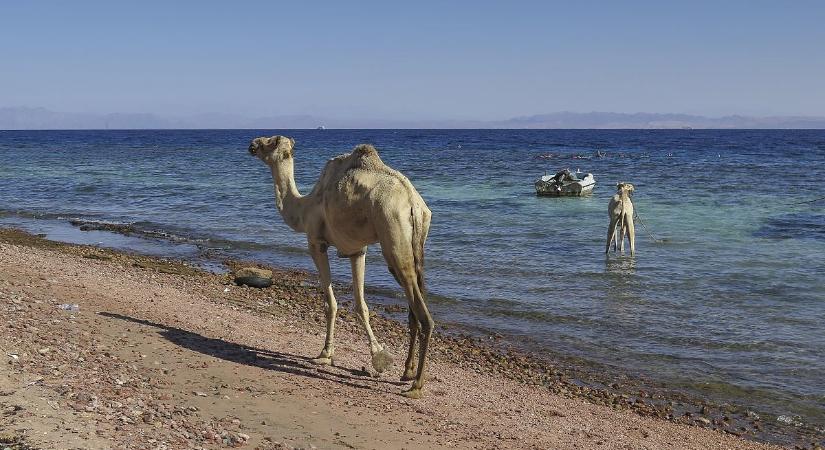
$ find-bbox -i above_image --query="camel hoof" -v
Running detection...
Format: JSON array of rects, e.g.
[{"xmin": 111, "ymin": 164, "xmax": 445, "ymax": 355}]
[
  {"xmin": 400, "ymin": 388, "xmax": 423, "ymax": 399},
  {"xmin": 312, "ymin": 356, "xmax": 334, "ymax": 366},
  {"xmin": 371, "ymin": 348, "xmax": 394, "ymax": 374}
]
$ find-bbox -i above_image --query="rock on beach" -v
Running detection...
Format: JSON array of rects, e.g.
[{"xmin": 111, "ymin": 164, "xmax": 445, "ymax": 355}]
[{"xmin": 234, "ymin": 267, "xmax": 274, "ymax": 288}]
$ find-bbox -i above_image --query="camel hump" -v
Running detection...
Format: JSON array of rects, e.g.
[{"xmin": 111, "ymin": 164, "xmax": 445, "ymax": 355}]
[
  {"xmin": 353, "ymin": 144, "xmax": 378, "ymax": 158},
  {"xmin": 348, "ymin": 144, "xmax": 385, "ymax": 171},
  {"xmin": 316, "ymin": 144, "xmax": 387, "ymax": 192}
]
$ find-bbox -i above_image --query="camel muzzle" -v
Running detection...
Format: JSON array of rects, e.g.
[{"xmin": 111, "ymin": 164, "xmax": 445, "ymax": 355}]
[{"xmin": 248, "ymin": 144, "xmax": 256, "ymax": 156}]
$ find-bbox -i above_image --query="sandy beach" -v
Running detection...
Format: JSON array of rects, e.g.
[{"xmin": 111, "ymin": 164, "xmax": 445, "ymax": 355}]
[{"xmin": 0, "ymin": 228, "xmax": 793, "ymax": 449}]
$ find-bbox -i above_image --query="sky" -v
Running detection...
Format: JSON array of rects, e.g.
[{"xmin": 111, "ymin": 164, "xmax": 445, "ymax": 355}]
[{"xmin": 2, "ymin": 1, "xmax": 825, "ymax": 121}]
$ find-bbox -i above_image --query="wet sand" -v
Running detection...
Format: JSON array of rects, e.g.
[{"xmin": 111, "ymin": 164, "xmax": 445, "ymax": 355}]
[{"xmin": 0, "ymin": 228, "xmax": 800, "ymax": 449}]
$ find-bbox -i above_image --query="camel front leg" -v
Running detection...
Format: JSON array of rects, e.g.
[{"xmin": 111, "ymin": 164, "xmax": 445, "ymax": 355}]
[
  {"xmin": 626, "ymin": 215, "xmax": 636, "ymax": 256},
  {"xmin": 619, "ymin": 215, "xmax": 627, "ymax": 253},
  {"xmin": 309, "ymin": 242, "xmax": 337, "ymax": 365},
  {"xmin": 350, "ymin": 251, "xmax": 394, "ymax": 373}
]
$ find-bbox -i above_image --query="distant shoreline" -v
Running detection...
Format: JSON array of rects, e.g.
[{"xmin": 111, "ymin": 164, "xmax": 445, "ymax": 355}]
[
  {"xmin": 3, "ymin": 127, "xmax": 825, "ymax": 131},
  {"xmin": 3, "ymin": 106, "xmax": 825, "ymax": 130}
]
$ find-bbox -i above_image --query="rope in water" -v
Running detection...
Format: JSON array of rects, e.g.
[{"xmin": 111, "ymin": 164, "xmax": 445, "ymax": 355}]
[{"xmin": 633, "ymin": 211, "xmax": 665, "ymax": 243}]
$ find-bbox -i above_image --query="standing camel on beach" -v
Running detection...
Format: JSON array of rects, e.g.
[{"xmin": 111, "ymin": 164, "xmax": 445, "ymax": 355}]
[
  {"xmin": 606, "ymin": 182, "xmax": 636, "ymax": 255},
  {"xmin": 248, "ymin": 136, "xmax": 434, "ymax": 398}
]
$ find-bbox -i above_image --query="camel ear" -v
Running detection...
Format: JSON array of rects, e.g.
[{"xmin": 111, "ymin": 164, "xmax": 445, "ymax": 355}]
[
  {"xmin": 288, "ymin": 137, "xmax": 295, "ymax": 147},
  {"xmin": 267, "ymin": 136, "xmax": 282, "ymax": 147}
]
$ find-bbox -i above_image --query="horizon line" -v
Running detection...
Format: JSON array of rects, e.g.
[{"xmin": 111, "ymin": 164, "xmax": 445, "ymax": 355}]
[{"xmin": 3, "ymin": 127, "xmax": 825, "ymax": 131}]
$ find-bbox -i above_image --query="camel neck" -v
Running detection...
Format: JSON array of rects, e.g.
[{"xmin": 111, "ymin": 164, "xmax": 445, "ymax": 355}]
[{"xmin": 270, "ymin": 162, "xmax": 305, "ymax": 233}]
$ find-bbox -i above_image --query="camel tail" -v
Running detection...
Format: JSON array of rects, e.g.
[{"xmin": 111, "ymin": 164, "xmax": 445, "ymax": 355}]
[{"xmin": 411, "ymin": 202, "xmax": 431, "ymax": 295}]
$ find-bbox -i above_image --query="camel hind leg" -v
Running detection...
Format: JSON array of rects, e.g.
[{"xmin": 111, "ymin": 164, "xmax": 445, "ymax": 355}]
[
  {"xmin": 398, "ymin": 271, "xmax": 432, "ymax": 399},
  {"xmin": 401, "ymin": 309, "xmax": 420, "ymax": 381},
  {"xmin": 388, "ymin": 265, "xmax": 420, "ymax": 381},
  {"xmin": 380, "ymin": 235, "xmax": 433, "ymax": 398},
  {"xmin": 606, "ymin": 215, "xmax": 621, "ymax": 254},
  {"xmin": 388, "ymin": 248, "xmax": 421, "ymax": 381}
]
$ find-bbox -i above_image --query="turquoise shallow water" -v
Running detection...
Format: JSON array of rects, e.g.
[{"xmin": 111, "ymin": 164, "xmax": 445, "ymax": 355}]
[{"xmin": 1, "ymin": 129, "xmax": 824, "ymax": 432}]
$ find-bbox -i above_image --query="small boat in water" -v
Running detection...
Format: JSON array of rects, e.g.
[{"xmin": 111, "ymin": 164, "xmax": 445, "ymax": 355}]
[{"xmin": 535, "ymin": 169, "xmax": 595, "ymax": 196}]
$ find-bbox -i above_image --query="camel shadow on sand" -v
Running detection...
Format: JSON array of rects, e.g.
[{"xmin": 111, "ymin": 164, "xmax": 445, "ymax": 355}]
[{"xmin": 98, "ymin": 312, "xmax": 406, "ymax": 391}]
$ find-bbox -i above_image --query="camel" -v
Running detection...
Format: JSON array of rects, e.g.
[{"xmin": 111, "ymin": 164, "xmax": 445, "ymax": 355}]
[
  {"xmin": 606, "ymin": 182, "xmax": 636, "ymax": 256},
  {"xmin": 248, "ymin": 136, "xmax": 434, "ymax": 398}
]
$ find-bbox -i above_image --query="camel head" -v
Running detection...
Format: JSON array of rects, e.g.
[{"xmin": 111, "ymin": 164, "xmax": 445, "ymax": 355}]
[
  {"xmin": 248, "ymin": 135, "xmax": 296, "ymax": 165},
  {"xmin": 616, "ymin": 182, "xmax": 635, "ymax": 196}
]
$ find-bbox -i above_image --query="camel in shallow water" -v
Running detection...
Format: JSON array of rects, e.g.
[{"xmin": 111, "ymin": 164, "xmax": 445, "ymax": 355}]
[
  {"xmin": 606, "ymin": 182, "xmax": 636, "ymax": 256},
  {"xmin": 248, "ymin": 136, "xmax": 434, "ymax": 398}
]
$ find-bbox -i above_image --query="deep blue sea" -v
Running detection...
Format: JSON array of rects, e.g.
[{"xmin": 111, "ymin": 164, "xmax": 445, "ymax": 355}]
[{"xmin": 1, "ymin": 129, "xmax": 824, "ymax": 433}]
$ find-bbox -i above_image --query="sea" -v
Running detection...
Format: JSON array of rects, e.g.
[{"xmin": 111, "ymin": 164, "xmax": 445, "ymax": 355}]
[{"xmin": 1, "ymin": 129, "xmax": 823, "ymax": 437}]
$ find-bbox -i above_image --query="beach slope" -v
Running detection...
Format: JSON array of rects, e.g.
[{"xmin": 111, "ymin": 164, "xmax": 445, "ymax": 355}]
[{"xmin": 0, "ymin": 230, "xmax": 779, "ymax": 449}]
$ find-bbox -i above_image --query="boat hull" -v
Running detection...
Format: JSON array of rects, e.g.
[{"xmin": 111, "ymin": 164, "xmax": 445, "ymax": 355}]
[{"xmin": 535, "ymin": 173, "xmax": 596, "ymax": 196}]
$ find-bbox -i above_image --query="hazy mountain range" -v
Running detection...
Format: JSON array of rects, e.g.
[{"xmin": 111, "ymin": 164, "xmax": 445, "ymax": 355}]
[{"xmin": 2, "ymin": 106, "xmax": 825, "ymax": 130}]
